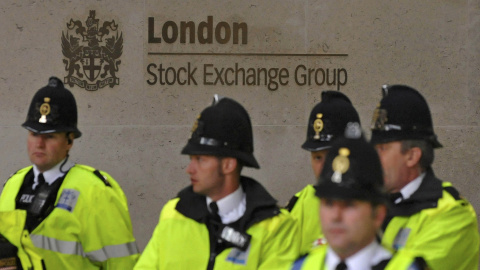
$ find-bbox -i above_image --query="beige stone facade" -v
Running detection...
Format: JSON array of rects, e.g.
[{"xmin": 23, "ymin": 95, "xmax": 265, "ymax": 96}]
[{"xmin": 0, "ymin": 0, "xmax": 479, "ymax": 250}]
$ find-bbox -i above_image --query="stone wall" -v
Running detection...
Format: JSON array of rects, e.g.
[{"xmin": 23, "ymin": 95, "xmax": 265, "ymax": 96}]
[{"xmin": 0, "ymin": 0, "xmax": 478, "ymax": 250}]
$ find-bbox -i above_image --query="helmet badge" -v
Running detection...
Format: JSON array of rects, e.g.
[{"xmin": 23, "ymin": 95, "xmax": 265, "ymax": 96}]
[
  {"xmin": 371, "ymin": 103, "xmax": 388, "ymax": 130},
  {"xmin": 39, "ymin": 97, "xmax": 51, "ymax": 123},
  {"xmin": 313, "ymin": 113, "xmax": 324, "ymax": 140},
  {"xmin": 331, "ymin": 147, "xmax": 350, "ymax": 183},
  {"xmin": 345, "ymin": 122, "xmax": 362, "ymax": 139},
  {"xmin": 191, "ymin": 114, "xmax": 201, "ymax": 133}
]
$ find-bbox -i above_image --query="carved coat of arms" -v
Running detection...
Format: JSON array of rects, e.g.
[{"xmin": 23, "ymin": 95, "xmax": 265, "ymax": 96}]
[{"xmin": 62, "ymin": 10, "xmax": 123, "ymax": 91}]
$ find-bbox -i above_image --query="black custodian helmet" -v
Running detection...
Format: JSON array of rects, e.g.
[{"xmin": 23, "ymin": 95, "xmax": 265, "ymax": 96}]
[
  {"xmin": 181, "ymin": 95, "xmax": 259, "ymax": 168},
  {"xmin": 22, "ymin": 77, "xmax": 82, "ymax": 138},
  {"xmin": 301, "ymin": 91, "xmax": 360, "ymax": 152},
  {"xmin": 370, "ymin": 84, "xmax": 442, "ymax": 148},
  {"xmin": 316, "ymin": 122, "xmax": 386, "ymax": 204}
]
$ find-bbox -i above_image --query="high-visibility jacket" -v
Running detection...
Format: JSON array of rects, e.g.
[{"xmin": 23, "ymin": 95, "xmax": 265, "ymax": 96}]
[
  {"xmin": 382, "ymin": 169, "xmax": 479, "ymax": 270},
  {"xmin": 285, "ymin": 184, "xmax": 323, "ymax": 254},
  {"xmin": 0, "ymin": 164, "xmax": 139, "ymax": 269},
  {"xmin": 134, "ymin": 177, "xmax": 300, "ymax": 270},
  {"xmin": 0, "ymin": 210, "xmax": 45, "ymax": 269},
  {"xmin": 290, "ymin": 243, "xmax": 427, "ymax": 270}
]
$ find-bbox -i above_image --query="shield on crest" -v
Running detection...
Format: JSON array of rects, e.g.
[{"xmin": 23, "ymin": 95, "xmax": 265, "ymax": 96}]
[{"xmin": 82, "ymin": 47, "xmax": 103, "ymax": 81}]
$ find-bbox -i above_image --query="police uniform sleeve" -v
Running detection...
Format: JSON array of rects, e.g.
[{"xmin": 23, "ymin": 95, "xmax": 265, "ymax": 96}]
[
  {"xmin": 258, "ymin": 209, "xmax": 301, "ymax": 269},
  {"xmin": 83, "ymin": 172, "xmax": 139, "ymax": 269},
  {"xmin": 134, "ymin": 199, "xmax": 179, "ymax": 270},
  {"xmin": 133, "ymin": 215, "xmax": 162, "ymax": 269},
  {"xmin": 386, "ymin": 189, "xmax": 479, "ymax": 270},
  {"xmin": 286, "ymin": 185, "xmax": 322, "ymax": 255}
]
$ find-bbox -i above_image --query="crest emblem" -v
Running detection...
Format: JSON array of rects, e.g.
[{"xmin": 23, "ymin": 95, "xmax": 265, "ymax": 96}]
[
  {"xmin": 57, "ymin": 189, "xmax": 80, "ymax": 212},
  {"xmin": 371, "ymin": 103, "xmax": 388, "ymax": 130},
  {"xmin": 39, "ymin": 97, "xmax": 51, "ymax": 123},
  {"xmin": 62, "ymin": 10, "xmax": 123, "ymax": 91},
  {"xmin": 331, "ymin": 147, "xmax": 350, "ymax": 183},
  {"xmin": 313, "ymin": 113, "xmax": 324, "ymax": 140},
  {"xmin": 345, "ymin": 122, "xmax": 362, "ymax": 139},
  {"xmin": 191, "ymin": 114, "xmax": 201, "ymax": 133}
]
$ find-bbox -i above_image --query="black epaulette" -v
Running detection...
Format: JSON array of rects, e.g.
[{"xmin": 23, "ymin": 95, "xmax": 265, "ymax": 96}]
[
  {"xmin": 284, "ymin": 195, "xmax": 299, "ymax": 212},
  {"xmin": 93, "ymin": 170, "xmax": 111, "ymax": 187},
  {"xmin": 443, "ymin": 186, "xmax": 460, "ymax": 200}
]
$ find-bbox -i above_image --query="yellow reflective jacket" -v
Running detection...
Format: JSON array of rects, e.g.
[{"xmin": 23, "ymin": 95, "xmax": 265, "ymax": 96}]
[
  {"xmin": 382, "ymin": 169, "xmax": 479, "ymax": 270},
  {"xmin": 0, "ymin": 165, "xmax": 139, "ymax": 269},
  {"xmin": 285, "ymin": 184, "xmax": 323, "ymax": 254},
  {"xmin": 0, "ymin": 210, "xmax": 45, "ymax": 269},
  {"xmin": 135, "ymin": 177, "xmax": 300, "ymax": 270},
  {"xmin": 289, "ymin": 243, "xmax": 427, "ymax": 270}
]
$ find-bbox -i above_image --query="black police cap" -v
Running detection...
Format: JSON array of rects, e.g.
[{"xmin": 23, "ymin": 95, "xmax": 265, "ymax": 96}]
[
  {"xmin": 370, "ymin": 84, "xmax": 442, "ymax": 148},
  {"xmin": 181, "ymin": 95, "xmax": 259, "ymax": 168},
  {"xmin": 316, "ymin": 122, "xmax": 386, "ymax": 204},
  {"xmin": 22, "ymin": 77, "xmax": 82, "ymax": 138},
  {"xmin": 302, "ymin": 91, "xmax": 360, "ymax": 152}
]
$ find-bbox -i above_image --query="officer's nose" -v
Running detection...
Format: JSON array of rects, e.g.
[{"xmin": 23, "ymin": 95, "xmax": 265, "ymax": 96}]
[
  {"xmin": 186, "ymin": 159, "xmax": 195, "ymax": 175},
  {"xmin": 35, "ymin": 135, "xmax": 46, "ymax": 148},
  {"xmin": 330, "ymin": 203, "xmax": 343, "ymax": 221}
]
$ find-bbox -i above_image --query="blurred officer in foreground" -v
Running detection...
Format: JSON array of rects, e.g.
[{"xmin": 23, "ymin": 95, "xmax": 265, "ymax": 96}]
[
  {"xmin": 371, "ymin": 84, "xmax": 479, "ymax": 269},
  {"xmin": 285, "ymin": 91, "xmax": 360, "ymax": 254},
  {"xmin": 0, "ymin": 77, "xmax": 139, "ymax": 269},
  {"xmin": 291, "ymin": 123, "xmax": 427, "ymax": 270},
  {"xmin": 135, "ymin": 95, "xmax": 300, "ymax": 269}
]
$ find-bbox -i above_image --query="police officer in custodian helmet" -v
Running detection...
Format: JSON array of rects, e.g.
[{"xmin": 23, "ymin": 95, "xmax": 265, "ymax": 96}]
[
  {"xmin": 285, "ymin": 91, "xmax": 361, "ymax": 255},
  {"xmin": 371, "ymin": 84, "xmax": 479, "ymax": 269},
  {"xmin": 0, "ymin": 77, "xmax": 139, "ymax": 269},
  {"xmin": 135, "ymin": 95, "xmax": 300, "ymax": 269},
  {"xmin": 290, "ymin": 123, "xmax": 428, "ymax": 270}
]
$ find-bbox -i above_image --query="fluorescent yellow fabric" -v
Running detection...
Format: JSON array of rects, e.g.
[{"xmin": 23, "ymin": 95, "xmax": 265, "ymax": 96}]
[
  {"xmin": 0, "ymin": 210, "xmax": 44, "ymax": 269},
  {"xmin": 0, "ymin": 165, "xmax": 139, "ymax": 269},
  {"xmin": 384, "ymin": 249, "xmax": 428, "ymax": 270},
  {"xmin": 135, "ymin": 198, "xmax": 300, "ymax": 269},
  {"xmin": 289, "ymin": 245, "xmax": 327, "ymax": 270},
  {"xmin": 382, "ymin": 182, "xmax": 479, "ymax": 270},
  {"xmin": 289, "ymin": 244, "xmax": 425, "ymax": 270},
  {"xmin": 288, "ymin": 185, "xmax": 323, "ymax": 254}
]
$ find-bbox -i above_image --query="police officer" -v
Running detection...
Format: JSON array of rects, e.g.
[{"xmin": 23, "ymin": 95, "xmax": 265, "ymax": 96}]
[
  {"xmin": 291, "ymin": 123, "xmax": 427, "ymax": 270},
  {"xmin": 0, "ymin": 77, "xmax": 139, "ymax": 269},
  {"xmin": 370, "ymin": 84, "xmax": 479, "ymax": 269},
  {"xmin": 285, "ymin": 91, "xmax": 360, "ymax": 254},
  {"xmin": 134, "ymin": 95, "xmax": 300, "ymax": 269}
]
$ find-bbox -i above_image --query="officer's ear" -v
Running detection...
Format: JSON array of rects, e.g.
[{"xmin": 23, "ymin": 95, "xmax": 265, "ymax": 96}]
[
  {"xmin": 405, "ymin": 147, "xmax": 422, "ymax": 168},
  {"xmin": 221, "ymin": 157, "xmax": 238, "ymax": 175},
  {"xmin": 66, "ymin": 132, "xmax": 75, "ymax": 147}
]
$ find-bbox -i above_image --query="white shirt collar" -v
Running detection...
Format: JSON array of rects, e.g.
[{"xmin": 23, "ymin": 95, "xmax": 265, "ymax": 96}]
[
  {"xmin": 326, "ymin": 241, "xmax": 391, "ymax": 270},
  {"xmin": 206, "ymin": 185, "xmax": 246, "ymax": 224},
  {"xmin": 399, "ymin": 172, "xmax": 425, "ymax": 201},
  {"xmin": 33, "ymin": 158, "xmax": 75, "ymax": 189}
]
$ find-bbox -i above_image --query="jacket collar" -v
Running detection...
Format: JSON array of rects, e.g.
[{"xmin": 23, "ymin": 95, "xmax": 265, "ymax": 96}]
[
  {"xmin": 175, "ymin": 176, "xmax": 279, "ymax": 230},
  {"xmin": 389, "ymin": 168, "xmax": 442, "ymax": 216}
]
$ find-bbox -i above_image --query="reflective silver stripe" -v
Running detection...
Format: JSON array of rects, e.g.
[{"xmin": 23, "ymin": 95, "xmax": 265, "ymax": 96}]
[
  {"xmin": 31, "ymin": 234, "xmax": 85, "ymax": 256},
  {"xmin": 86, "ymin": 241, "xmax": 139, "ymax": 262},
  {"xmin": 384, "ymin": 124, "xmax": 401, "ymax": 131},
  {"xmin": 31, "ymin": 234, "xmax": 138, "ymax": 262}
]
